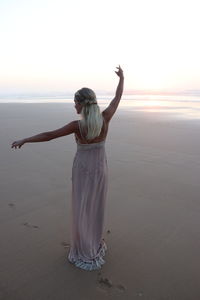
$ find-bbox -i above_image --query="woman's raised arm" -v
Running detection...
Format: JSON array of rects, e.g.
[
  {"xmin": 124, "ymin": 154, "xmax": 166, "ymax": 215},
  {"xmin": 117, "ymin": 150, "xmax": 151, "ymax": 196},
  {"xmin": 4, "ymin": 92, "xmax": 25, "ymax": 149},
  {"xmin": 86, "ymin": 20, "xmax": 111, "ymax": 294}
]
[{"xmin": 102, "ymin": 65, "xmax": 124, "ymax": 123}]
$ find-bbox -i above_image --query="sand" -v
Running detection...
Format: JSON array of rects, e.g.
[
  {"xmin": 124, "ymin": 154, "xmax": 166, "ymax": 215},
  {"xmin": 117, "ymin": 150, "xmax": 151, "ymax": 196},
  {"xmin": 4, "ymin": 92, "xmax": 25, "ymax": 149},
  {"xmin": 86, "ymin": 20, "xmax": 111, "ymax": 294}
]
[{"xmin": 1, "ymin": 102, "xmax": 200, "ymax": 299}]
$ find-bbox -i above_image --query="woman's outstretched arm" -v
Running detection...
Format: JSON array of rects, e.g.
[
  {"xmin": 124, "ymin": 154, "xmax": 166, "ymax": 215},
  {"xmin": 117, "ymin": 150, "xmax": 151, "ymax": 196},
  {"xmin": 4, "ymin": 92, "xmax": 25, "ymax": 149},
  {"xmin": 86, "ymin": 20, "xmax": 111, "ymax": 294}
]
[
  {"xmin": 11, "ymin": 121, "xmax": 76, "ymax": 149},
  {"xmin": 11, "ymin": 132, "xmax": 51, "ymax": 149}
]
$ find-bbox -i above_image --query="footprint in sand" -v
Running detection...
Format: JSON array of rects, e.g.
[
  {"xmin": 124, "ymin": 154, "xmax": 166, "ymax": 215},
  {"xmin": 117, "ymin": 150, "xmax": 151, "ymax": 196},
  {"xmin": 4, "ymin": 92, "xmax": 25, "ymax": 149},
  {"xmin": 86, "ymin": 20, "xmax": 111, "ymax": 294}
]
[
  {"xmin": 98, "ymin": 276, "xmax": 113, "ymax": 288},
  {"xmin": 23, "ymin": 222, "xmax": 31, "ymax": 227},
  {"xmin": 22, "ymin": 222, "xmax": 39, "ymax": 229},
  {"xmin": 116, "ymin": 284, "xmax": 126, "ymax": 292},
  {"xmin": 97, "ymin": 272, "xmax": 126, "ymax": 294}
]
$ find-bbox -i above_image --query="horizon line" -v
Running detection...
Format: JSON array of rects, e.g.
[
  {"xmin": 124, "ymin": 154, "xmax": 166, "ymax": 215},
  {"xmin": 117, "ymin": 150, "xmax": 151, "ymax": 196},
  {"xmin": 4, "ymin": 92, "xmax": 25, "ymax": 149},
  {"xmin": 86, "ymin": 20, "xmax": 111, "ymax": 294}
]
[{"xmin": 0, "ymin": 88, "xmax": 200, "ymax": 98}]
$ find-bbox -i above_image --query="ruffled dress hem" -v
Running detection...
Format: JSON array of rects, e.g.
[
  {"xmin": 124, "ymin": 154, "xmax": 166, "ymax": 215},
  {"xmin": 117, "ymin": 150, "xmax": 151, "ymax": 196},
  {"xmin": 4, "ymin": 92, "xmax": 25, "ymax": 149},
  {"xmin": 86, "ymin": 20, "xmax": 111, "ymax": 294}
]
[{"xmin": 67, "ymin": 239, "xmax": 107, "ymax": 271}]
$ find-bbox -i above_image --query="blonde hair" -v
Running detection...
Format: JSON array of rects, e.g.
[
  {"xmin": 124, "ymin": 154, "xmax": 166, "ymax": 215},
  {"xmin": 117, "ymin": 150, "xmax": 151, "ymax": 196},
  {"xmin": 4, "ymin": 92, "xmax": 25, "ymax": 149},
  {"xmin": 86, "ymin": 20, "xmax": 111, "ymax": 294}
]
[{"xmin": 74, "ymin": 87, "xmax": 103, "ymax": 140}]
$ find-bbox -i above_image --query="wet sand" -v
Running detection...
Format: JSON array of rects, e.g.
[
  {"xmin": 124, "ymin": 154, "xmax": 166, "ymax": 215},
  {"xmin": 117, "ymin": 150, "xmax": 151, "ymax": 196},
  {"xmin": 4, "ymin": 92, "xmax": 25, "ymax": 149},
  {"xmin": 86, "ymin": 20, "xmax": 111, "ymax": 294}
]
[{"xmin": 1, "ymin": 102, "xmax": 200, "ymax": 299}]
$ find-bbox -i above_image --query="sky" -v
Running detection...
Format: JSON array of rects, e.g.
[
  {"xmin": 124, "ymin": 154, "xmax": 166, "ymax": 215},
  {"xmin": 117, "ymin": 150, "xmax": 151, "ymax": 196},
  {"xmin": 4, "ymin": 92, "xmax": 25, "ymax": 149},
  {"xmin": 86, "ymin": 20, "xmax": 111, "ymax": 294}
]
[{"xmin": 0, "ymin": 0, "xmax": 200, "ymax": 95}]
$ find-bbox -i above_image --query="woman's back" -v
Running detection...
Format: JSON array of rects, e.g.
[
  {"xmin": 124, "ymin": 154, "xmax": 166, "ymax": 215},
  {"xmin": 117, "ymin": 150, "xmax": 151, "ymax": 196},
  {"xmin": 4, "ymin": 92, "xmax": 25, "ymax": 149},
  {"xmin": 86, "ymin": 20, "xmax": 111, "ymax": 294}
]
[{"xmin": 74, "ymin": 113, "xmax": 109, "ymax": 144}]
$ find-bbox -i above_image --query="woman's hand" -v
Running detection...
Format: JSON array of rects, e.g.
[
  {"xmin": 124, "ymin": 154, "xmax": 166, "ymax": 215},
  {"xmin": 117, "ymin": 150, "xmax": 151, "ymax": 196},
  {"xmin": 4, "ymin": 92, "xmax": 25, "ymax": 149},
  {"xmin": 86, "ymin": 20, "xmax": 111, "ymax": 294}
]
[
  {"xmin": 115, "ymin": 65, "xmax": 124, "ymax": 79},
  {"xmin": 11, "ymin": 139, "xmax": 26, "ymax": 149}
]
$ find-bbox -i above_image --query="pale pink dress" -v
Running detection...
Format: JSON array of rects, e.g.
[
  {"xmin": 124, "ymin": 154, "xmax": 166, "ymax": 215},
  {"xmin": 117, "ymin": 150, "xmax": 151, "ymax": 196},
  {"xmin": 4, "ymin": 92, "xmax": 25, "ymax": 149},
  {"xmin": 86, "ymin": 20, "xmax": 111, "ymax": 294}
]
[{"xmin": 67, "ymin": 119, "xmax": 108, "ymax": 271}]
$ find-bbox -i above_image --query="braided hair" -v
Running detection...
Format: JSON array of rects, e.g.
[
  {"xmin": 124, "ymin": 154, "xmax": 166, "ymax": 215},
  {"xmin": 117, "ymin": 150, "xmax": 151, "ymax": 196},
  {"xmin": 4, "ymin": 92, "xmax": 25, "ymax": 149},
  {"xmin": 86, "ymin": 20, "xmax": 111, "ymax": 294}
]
[{"xmin": 74, "ymin": 87, "xmax": 104, "ymax": 140}]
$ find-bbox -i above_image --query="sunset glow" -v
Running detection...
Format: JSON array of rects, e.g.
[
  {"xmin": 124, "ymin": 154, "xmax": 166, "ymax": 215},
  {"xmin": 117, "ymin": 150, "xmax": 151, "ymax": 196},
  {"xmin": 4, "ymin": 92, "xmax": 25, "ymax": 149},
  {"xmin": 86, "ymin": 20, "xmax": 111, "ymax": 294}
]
[{"xmin": 0, "ymin": 0, "xmax": 199, "ymax": 95}]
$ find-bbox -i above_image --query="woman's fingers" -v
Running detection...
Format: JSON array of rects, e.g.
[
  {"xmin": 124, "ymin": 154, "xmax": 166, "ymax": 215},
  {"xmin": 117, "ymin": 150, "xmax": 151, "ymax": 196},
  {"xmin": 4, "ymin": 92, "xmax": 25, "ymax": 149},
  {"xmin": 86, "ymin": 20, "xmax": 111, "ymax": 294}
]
[
  {"xmin": 114, "ymin": 65, "xmax": 123, "ymax": 77},
  {"xmin": 11, "ymin": 141, "xmax": 22, "ymax": 149},
  {"xmin": 116, "ymin": 65, "xmax": 123, "ymax": 71}
]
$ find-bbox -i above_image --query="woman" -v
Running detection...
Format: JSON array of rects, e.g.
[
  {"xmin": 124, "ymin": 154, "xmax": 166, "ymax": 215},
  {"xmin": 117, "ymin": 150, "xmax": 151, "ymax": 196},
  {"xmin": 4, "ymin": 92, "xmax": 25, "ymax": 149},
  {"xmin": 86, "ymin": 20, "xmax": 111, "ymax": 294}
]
[{"xmin": 11, "ymin": 65, "xmax": 124, "ymax": 271}]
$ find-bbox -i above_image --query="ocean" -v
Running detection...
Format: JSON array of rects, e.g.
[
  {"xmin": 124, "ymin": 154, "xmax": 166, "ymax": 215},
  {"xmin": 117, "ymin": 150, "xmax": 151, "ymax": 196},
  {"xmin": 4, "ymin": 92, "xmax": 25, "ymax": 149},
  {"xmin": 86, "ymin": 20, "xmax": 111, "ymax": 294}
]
[{"xmin": 0, "ymin": 94, "xmax": 200, "ymax": 120}]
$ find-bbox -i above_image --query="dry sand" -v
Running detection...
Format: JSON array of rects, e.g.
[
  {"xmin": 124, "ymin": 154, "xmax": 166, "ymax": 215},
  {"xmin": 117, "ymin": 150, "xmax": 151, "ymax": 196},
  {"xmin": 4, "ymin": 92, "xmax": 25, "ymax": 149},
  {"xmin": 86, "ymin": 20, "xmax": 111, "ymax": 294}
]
[{"xmin": 1, "ymin": 102, "xmax": 200, "ymax": 299}]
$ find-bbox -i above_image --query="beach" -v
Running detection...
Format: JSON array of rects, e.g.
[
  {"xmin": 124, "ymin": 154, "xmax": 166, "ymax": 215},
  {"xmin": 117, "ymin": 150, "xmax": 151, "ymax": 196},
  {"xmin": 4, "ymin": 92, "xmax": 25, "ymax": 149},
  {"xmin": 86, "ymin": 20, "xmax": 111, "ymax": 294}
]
[{"xmin": 1, "ymin": 102, "xmax": 200, "ymax": 299}]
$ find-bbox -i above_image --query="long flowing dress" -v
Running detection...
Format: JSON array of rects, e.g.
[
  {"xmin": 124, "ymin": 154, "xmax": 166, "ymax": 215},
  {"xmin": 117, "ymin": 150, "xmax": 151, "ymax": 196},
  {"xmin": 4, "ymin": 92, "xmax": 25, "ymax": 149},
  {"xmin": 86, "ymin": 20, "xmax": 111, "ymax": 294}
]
[{"xmin": 67, "ymin": 119, "xmax": 108, "ymax": 271}]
